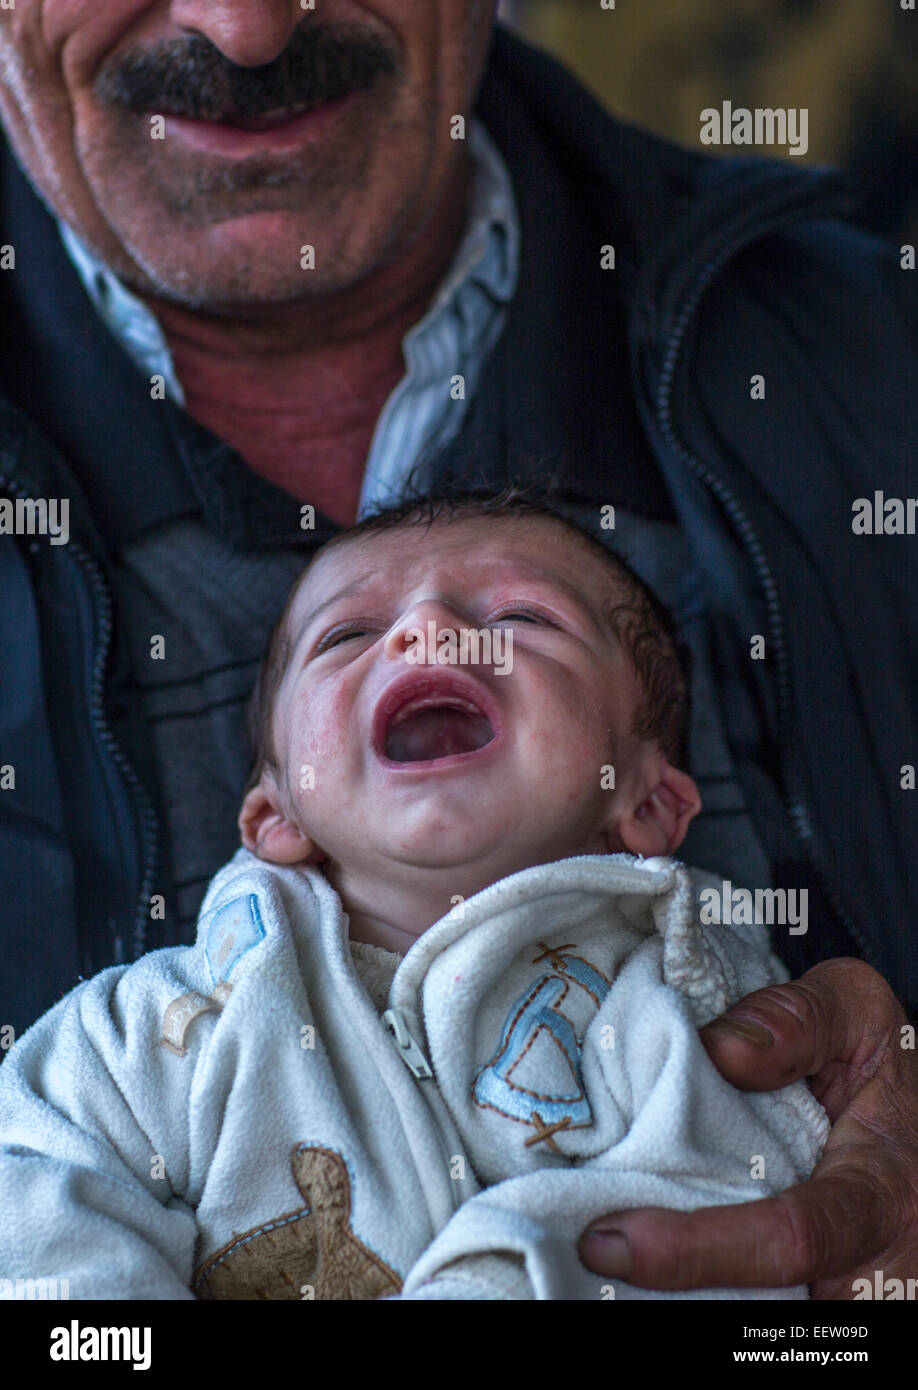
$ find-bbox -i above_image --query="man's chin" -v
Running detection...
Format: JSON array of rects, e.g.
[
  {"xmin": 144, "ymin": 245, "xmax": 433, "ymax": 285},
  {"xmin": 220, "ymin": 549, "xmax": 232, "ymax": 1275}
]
[
  {"xmin": 101, "ymin": 188, "xmax": 422, "ymax": 311},
  {"xmin": 112, "ymin": 218, "xmax": 375, "ymax": 310}
]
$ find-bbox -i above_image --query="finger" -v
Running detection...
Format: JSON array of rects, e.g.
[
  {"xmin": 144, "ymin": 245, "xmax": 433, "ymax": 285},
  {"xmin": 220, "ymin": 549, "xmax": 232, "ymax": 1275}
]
[
  {"xmin": 578, "ymin": 1168, "xmax": 898, "ymax": 1291},
  {"xmin": 699, "ymin": 957, "xmax": 904, "ymax": 1099}
]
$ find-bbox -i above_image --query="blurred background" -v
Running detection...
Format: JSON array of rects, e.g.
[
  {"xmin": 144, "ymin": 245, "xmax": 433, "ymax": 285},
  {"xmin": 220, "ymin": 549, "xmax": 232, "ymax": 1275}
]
[{"xmin": 497, "ymin": 0, "xmax": 918, "ymax": 244}]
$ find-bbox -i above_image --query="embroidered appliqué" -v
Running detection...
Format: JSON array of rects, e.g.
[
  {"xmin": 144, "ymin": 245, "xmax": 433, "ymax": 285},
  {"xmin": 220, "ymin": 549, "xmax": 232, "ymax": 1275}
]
[
  {"xmin": 473, "ymin": 941, "xmax": 612, "ymax": 1146},
  {"xmin": 205, "ymin": 893, "xmax": 266, "ymax": 985},
  {"xmin": 193, "ymin": 1145, "xmax": 402, "ymax": 1301},
  {"xmin": 161, "ymin": 981, "xmax": 233, "ymax": 1057}
]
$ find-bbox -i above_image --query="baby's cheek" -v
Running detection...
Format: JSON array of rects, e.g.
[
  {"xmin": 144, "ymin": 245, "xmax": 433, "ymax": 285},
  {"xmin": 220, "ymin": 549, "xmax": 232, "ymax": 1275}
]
[
  {"xmin": 526, "ymin": 709, "xmax": 597, "ymax": 789},
  {"xmin": 528, "ymin": 692, "xmax": 622, "ymax": 803},
  {"xmin": 288, "ymin": 691, "xmax": 356, "ymax": 782}
]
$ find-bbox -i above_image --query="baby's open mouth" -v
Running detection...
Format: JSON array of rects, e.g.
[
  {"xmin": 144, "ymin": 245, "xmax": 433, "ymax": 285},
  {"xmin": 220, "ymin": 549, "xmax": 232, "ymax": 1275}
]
[
  {"xmin": 385, "ymin": 696, "xmax": 495, "ymax": 763},
  {"xmin": 373, "ymin": 674, "xmax": 500, "ymax": 766}
]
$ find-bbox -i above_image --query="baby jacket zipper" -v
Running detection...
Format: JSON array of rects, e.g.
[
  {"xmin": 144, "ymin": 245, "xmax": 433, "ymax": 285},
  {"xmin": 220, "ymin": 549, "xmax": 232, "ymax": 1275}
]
[
  {"xmin": 382, "ymin": 1007, "xmax": 434, "ymax": 1080},
  {"xmin": 380, "ymin": 1003, "xmax": 470, "ymax": 1216}
]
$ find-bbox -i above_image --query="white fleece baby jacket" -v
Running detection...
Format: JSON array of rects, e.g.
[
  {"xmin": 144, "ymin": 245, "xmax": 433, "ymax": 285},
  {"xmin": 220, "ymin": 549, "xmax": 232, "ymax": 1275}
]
[{"xmin": 0, "ymin": 849, "xmax": 828, "ymax": 1301}]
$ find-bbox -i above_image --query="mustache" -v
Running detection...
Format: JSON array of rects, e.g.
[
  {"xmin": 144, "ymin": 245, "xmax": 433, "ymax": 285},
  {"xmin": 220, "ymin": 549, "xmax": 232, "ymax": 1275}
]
[{"xmin": 93, "ymin": 22, "xmax": 398, "ymax": 121}]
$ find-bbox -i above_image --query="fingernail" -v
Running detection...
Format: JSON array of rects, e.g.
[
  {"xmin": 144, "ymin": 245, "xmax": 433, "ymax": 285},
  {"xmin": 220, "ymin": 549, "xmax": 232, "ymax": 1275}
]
[
  {"xmin": 706, "ymin": 1017, "xmax": 773, "ymax": 1047},
  {"xmin": 580, "ymin": 1227, "xmax": 631, "ymax": 1277}
]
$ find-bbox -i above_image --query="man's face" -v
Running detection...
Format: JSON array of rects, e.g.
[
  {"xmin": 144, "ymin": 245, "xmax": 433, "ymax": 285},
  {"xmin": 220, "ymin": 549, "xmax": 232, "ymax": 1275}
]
[
  {"xmin": 0, "ymin": 1, "xmax": 496, "ymax": 305},
  {"xmin": 265, "ymin": 515, "xmax": 653, "ymax": 879}
]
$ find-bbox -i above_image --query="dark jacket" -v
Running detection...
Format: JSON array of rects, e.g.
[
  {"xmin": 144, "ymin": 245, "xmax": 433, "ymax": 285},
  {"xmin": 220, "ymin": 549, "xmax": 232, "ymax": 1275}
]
[{"xmin": 2, "ymin": 25, "xmax": 916, "ymax": 1034}]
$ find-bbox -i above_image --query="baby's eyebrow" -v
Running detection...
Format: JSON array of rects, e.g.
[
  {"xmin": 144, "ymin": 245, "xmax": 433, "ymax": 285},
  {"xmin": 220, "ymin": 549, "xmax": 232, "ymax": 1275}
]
[
  {"xmin": 477, "ymin": 560, "xmax": 608, "ymax": 630},
  {"xmin": 490, "ymin": 562, "xmax": 596, "ymax": 612},
  {"xmin": 291, "ymin": 573, "xmax": 381, "ymax": 650}
]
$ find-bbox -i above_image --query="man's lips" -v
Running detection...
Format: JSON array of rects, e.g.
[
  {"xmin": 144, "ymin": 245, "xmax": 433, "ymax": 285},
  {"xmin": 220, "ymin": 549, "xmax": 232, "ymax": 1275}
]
[
  {"xmin": 217, "ymin": 102, "xmax": 319, "ymax": 130},
  {"xmin": 372, "ymin": 671, "xmax": 502, "ymax": 768},
  {"xmin": 162, "ymin": 92, "xmax": 357, "ymax": 153}
]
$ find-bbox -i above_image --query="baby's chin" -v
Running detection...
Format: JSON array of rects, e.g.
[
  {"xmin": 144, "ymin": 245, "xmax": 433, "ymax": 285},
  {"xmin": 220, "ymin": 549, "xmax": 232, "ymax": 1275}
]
[{"xmin": 321, "ymin": 829, "xmax": 612, "ymax": 885}]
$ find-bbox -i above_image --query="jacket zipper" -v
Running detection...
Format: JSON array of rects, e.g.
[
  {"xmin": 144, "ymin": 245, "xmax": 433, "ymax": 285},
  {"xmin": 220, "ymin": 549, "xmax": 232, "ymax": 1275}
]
[
  {"xmin": 382, "ymin": 1005, "xmax": 467, "ymax": 1215},
  {"xmin": 651, "ymin": 253, "xmax": 876, "ymax": 970},
  {"xmin": 66, "ymin": 541, "xmax": 160, "ymax": 959},
  {"xmin": 1, "ymin": 465, "xmax": 161, "ymax": 963},
  {"xmin": 383, "ymin": 1006, "xmax": 434, "ymax": 1080}
]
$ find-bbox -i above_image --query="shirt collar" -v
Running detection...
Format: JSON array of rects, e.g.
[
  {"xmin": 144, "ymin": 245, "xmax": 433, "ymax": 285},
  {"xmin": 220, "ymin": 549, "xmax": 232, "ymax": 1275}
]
[
  {"xmin": 57, "ymin": 218, "xmax": 187, "ymax": 410},
  {"xmin": 428, "ymin": 117, "xmax": 519, "ymax": 313}
]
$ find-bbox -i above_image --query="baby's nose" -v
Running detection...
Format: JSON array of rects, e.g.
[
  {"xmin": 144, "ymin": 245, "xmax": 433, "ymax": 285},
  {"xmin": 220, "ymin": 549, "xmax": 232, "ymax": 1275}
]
[{"xmin": 383, "ymin": 598, "xmax": 469, "ymax": 661}]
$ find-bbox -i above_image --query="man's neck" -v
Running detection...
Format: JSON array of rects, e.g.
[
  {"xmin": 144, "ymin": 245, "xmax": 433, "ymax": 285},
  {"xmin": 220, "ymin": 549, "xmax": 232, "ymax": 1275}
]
[{"xmin": 135, "ymin": 158, "xmax": 471, "ymax": 525}]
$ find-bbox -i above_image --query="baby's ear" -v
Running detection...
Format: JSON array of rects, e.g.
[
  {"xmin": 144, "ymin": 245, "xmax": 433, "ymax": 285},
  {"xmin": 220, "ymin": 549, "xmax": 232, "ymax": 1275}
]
[
  {"xmin": 618, "ymin": 764, "xmax": 701, "ymax": 859},
  {"xmin": 238, "ymin": 782, "xmax": 325, "ymax": 866}
]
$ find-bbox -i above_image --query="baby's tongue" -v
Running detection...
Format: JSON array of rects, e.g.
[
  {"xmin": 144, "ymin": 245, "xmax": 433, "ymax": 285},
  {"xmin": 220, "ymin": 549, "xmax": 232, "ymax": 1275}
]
[{"xmin": 386, "ymin": 706, "xmax": 493, "ymax": 762}]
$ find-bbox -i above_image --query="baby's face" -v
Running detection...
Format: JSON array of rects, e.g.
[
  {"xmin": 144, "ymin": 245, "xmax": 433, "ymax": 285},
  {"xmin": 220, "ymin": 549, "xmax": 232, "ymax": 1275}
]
[{"xmin": 259, "ymin": 515, "xmax": 659, "ymax": 878}]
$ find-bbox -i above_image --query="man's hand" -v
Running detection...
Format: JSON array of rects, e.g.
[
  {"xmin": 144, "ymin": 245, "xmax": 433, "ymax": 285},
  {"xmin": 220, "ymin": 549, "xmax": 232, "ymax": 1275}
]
[{"xmin": 577, "ymin": 958, "xmax": 918, "ymax": 1297}]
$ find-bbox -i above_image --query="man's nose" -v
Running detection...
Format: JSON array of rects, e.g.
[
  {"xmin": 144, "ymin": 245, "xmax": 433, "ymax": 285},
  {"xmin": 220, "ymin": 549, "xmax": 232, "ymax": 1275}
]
[
  {"xmin": 383, "ymin": 599, "xmax": 472, "ymax": 662},
  {"xmin": 170, "ymin": 0, "xmax": 303, "ymax": 68}
]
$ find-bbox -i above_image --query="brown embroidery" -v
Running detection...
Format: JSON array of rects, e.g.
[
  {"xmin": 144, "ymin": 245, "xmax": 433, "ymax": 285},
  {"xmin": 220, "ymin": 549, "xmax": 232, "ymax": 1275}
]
[
  {"xmin": 193, "ymin": 1146, "xmax": 402, "ymax": 1301},
  {"xmin": 524, "ymin": 1111, "xmax": 572, "ymax": 1153},
  {"xmin": 530, "ymin": 942, "xmax": 578, "ymax": 971}
]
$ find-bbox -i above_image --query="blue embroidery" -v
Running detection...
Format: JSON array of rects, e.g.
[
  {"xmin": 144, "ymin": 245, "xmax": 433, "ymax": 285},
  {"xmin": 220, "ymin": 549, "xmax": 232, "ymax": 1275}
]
[
  {"xmin": 551, "ymin": 953, "xmax": 610, "ymax": 1005},
  {"xmin": 473, "ymin": 945, "xmax": 611, "ymax": 1136},
  {"xmin": 205, "ymin": 893, "xmax": 266, "ymax": 983}
]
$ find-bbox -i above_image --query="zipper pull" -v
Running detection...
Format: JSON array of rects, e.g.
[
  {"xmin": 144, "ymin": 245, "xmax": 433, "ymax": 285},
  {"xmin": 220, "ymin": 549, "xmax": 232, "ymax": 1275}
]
[{"xmin": 382, "ymin": 1007, "xmax": 434, "ymax": 1081}]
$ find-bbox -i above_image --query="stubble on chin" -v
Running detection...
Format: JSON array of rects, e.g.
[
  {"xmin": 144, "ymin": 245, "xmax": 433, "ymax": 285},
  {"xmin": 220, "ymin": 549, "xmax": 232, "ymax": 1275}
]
[{"xmin": 74, "ymin": 99, "xmax": 438, "ymax": 308}]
